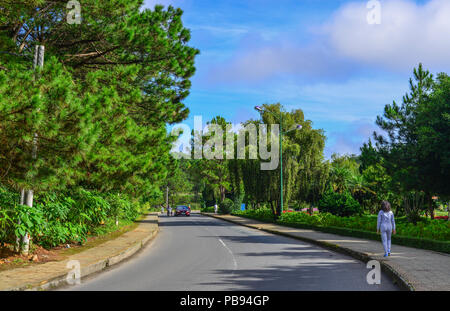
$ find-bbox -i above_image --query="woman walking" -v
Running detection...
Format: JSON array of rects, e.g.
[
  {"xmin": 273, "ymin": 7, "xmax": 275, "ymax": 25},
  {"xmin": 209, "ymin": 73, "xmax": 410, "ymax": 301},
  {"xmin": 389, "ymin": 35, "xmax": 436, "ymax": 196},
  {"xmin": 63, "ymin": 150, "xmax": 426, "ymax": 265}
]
[{"xmin": 377, "ymin": 201, "xmax": 396, "ymax": 257}]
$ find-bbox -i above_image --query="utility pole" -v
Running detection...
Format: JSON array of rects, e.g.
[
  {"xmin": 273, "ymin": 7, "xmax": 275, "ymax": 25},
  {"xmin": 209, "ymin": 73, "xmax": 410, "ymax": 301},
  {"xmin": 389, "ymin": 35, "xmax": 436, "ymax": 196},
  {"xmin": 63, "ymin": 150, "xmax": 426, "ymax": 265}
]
[
  {"xmin": 279, "ymin": 111, "xmax": 283, "ymax": 216},
  {"xmin": 21, "ymin": 45, "xmax": 44, "ymax": 255}
]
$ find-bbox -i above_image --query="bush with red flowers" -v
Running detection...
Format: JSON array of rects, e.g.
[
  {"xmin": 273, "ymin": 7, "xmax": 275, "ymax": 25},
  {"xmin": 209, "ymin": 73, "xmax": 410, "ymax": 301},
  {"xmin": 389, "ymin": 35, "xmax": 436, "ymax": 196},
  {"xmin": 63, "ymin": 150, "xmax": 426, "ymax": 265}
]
[{"xmin": 435, "ymin": 216, "xmax": 449, "ymax": 220}]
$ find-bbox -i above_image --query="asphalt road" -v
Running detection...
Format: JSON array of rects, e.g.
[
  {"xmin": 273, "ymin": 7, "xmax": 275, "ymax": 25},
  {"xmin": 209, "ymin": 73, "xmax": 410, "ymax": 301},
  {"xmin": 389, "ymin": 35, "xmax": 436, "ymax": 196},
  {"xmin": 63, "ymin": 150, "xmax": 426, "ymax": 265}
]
[{"xmin": 63, "ymin": 213, "xmax": 398, "ymax": 291}]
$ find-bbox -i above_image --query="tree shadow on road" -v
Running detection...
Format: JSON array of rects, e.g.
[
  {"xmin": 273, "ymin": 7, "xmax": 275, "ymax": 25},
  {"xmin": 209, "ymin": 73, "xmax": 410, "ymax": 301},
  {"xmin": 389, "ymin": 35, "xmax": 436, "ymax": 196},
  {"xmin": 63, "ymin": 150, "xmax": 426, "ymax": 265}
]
[
  {"xmin": 196, "ymin": 235, "xmax": 399, "ymax": 291},
  {"xmin": 198, "ymin": 260, "xmax": 397, "ymax": 291}
]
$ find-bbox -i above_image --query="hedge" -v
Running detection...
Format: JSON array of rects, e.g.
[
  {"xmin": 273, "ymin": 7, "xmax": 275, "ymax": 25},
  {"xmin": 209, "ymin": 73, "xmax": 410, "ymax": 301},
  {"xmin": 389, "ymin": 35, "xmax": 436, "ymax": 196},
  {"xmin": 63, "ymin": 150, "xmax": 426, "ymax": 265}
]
[{"xmin": 232, "ymin": 210, "xmax": 450, "ymax": 254}]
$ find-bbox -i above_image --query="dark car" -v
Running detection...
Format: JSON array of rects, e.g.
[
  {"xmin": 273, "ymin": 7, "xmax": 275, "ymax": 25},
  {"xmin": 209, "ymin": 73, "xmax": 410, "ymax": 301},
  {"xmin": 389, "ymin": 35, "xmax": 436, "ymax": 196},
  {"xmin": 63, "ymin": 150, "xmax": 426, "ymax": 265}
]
[{"xmin": 175, "ymin": 205, "xmax": 191, "ymax": 217}]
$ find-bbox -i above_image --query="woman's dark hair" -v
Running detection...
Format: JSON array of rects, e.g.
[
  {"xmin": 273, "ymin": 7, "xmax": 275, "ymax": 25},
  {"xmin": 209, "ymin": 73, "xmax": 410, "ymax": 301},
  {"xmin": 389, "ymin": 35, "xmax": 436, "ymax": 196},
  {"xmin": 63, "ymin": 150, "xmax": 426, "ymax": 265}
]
[{"xmin": 381, "ymin": 200, "xmax": 391, "ymax": 212}]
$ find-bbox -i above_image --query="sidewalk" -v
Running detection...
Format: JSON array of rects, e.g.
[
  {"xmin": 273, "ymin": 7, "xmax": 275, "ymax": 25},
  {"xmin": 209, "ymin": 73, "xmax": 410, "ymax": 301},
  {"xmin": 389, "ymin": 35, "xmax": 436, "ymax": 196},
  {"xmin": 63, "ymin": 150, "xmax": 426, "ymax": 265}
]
[
  {"xmin": 0, "ymin": 213, "xmax": 159, "ymax": 291},
  {"xmin": 203, "ymin": 213, "xmax": 450, "ymax": 291}
]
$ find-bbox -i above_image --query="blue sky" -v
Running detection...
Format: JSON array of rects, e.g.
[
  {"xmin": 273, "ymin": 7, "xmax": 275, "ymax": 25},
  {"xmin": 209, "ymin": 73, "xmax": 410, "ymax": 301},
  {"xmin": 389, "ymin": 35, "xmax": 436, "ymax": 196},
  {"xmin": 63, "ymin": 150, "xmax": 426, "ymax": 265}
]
[{"xmin": 144, "ymin": 0, "xmax": 450, "ymax": 158}]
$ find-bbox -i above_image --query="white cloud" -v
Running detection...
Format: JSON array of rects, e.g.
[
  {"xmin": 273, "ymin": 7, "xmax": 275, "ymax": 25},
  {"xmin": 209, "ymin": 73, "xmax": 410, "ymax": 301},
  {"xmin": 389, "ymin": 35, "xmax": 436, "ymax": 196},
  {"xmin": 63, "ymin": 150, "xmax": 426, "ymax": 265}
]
[
  {"xmin": 205, "ymin": 0, "xmax": 450, "ymax": 84},
  {"xmin": 327, "ymin": 0, "xmax": 450, "ymax": 71},
  {"xmin": 206, "ymin": 40, "xmax": 352, "ymax": 83}
]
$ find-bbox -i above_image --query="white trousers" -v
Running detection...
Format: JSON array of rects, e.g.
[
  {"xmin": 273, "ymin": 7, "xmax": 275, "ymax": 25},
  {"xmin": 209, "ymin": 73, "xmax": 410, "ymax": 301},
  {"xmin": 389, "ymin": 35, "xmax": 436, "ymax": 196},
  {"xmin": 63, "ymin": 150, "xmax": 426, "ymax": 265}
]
[{"xmin": 380, "ymin": 229, "xmax": 392, "ymax": 254}]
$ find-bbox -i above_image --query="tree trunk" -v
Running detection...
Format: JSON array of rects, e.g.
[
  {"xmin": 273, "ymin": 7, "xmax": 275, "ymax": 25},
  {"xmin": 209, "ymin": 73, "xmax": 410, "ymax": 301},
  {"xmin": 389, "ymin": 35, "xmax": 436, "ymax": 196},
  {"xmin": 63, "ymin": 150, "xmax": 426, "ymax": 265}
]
[
  {"xmin": 275, "ymin": 200, "xmax": 281, "ymax": 219},
  {"xmin": 21, "ymin": 45, "xmax": 45, "ymax": 255},
  {"xmin": 21, "ymin": 189, "xmax": 33, "ymax": 255},
  {"xmin": 269, "ymin": 201, "xmax": 276, "ymax": 218},
  {"xmin": 15, "ymin": 189, "xmax": 25, "ymax": 253},
  {"xmin": 428, "ymin": 196, "xmax": 435, "ymax": 219},
  {"xmin": 166, "ymin": 185, "xmax": 169, "ymax": 209},
  {"xmin": 220, "ymin": 186, "xmax": 225, "ymax": 202}
]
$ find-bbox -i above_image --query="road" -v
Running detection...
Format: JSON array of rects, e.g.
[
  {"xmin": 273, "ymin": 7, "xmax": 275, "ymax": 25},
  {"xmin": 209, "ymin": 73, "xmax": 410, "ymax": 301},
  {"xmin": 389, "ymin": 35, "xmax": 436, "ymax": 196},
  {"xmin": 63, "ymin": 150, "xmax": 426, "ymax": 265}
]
[{"xmin": 63, "ymin": 213, "xmax": 398, "ymax": 291}]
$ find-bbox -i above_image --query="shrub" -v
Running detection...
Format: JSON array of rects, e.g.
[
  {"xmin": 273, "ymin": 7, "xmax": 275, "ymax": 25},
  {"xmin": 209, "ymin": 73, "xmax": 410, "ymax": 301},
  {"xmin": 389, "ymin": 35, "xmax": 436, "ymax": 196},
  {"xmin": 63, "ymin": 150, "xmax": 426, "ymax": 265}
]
[
  {"xmin": 232, "ymin": 193, "xmax": 244, "ymax": 212},
  {"xmin": 0, "ymin": 186, "xmax": 145, "ymax": 250},
  {"xmin": 318, "ymin": 190, "xmax": 362, "ymax": 217},
  {"xmin": 234, "ymin": 208, "xmax": 450, "ymax": 253},
  {"xmin": 14, "ymin": 204, "xmax": 46, "ymax": 245},
  {"xmin": 104, "ymin": 193, "xmax": 140, "ymax": 222},
  {"xmin": 201, "ymin": 206, "xmax": 215, "ymax": 213},
  {"xmin": 233, "ymin": 208, "xmax": 275, "ymax": 222},
  {"xmin": 219, "ymin": 198, "xmax": 234, "ymax": 214},
  {"xmin": 69, "ymin": 189, "xmax": 110, "ymax": 228}
]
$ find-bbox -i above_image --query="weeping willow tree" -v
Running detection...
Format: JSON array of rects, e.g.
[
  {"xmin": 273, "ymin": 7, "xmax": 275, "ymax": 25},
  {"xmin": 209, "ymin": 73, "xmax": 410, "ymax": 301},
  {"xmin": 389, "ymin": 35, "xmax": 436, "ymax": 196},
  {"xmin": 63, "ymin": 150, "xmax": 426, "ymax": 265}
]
[{"xmin": 237, "ymin": 103, "xmax": 328, "ymax": 217}]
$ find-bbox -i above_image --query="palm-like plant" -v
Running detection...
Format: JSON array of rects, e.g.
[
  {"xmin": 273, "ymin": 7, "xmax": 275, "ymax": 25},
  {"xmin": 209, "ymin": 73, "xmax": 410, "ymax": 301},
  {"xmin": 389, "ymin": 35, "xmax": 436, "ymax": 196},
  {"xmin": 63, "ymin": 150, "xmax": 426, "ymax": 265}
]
[{"xmin": 329, "ymin": 166, "xmax": 353, "ymax": 193}]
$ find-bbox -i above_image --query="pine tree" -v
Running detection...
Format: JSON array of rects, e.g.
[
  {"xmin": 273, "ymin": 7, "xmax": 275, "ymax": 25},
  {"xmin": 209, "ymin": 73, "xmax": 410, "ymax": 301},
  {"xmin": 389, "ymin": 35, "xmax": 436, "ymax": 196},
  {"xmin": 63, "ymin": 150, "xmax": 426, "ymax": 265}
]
[{"xmin": 0, "ymin": 0, "xmax": 199, "ymax": 197}]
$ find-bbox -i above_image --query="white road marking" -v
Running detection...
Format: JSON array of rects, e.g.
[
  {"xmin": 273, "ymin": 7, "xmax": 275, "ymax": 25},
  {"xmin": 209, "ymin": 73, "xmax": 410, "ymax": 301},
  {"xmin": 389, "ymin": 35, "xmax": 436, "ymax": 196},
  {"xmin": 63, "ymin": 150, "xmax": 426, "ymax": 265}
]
[
  {"xmin": 218, "ymin": 238, "xmax": 238, "ymax": 270},
  {"xmin": 193, "ymin": 217, "xmax": 238, "ymax": 272}
]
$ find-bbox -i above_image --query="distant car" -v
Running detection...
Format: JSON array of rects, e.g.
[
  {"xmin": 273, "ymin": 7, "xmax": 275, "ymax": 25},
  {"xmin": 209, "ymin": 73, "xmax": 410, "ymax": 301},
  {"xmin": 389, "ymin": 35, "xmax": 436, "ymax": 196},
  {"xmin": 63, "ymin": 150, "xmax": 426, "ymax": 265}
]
[{"xmin": 175, "ymin": 205, "xmax": 191, "ymax": 217}]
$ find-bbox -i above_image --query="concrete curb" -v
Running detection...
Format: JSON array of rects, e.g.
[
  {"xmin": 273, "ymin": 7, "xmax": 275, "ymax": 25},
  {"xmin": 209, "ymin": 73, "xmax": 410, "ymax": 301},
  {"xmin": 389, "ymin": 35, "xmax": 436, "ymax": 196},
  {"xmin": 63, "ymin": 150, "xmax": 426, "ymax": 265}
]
[
  {"xmin": 202, "ymin": 213, "xmax": 415, "ymax": 291},
  {"xmin": 3, "ymin": 214, "xmax": 159, "ymax": 291}
]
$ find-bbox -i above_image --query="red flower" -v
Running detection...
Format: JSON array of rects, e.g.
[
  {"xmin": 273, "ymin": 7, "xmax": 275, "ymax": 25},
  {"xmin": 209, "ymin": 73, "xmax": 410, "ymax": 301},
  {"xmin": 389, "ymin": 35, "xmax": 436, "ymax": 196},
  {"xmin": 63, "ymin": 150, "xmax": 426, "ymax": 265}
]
[{"xmin": 435, "ymin": 216, "xmax": 449, "ymax": 220}]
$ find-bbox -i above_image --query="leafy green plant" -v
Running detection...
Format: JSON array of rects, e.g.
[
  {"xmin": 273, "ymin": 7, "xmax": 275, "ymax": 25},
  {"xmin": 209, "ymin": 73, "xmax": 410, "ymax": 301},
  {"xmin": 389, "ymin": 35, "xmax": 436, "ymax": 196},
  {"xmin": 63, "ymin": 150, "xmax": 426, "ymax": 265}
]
[
  {"xmin": 318, "ymin": 190, "xmax": 362, "ymax": 217},
  {"xmin": 219, "ymin": 198, "xmax": 234, "ymax": 214},
  {"xmin": 236, "ymin": 208, "xmax": 450, "ymax": 242},
  {"xmin": 14, "ymin": 204, "xmax": 45, "ymax": 244},
  {"xmin": 201, "ymin": 206, "xmax": 215, "ymax": 213},
  {"xmin": 233, "ymin": 208, "xmax": 275, "ymax": 222}
]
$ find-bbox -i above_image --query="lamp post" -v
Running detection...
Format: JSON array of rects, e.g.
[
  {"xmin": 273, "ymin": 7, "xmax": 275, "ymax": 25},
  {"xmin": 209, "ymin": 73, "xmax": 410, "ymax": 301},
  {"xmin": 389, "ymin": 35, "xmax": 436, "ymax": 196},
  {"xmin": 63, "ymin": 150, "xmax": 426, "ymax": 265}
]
[{"xmin": 255, "ymin": 106, "xmax": 302, "ymax": 215}]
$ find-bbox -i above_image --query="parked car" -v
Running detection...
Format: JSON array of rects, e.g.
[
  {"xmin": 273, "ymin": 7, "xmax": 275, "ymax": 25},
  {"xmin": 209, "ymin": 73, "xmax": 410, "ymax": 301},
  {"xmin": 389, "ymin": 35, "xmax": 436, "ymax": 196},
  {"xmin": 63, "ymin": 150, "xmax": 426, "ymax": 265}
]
[{"xmin": 175, "ymin": 205, "xmax": 191, "ymax": 217}]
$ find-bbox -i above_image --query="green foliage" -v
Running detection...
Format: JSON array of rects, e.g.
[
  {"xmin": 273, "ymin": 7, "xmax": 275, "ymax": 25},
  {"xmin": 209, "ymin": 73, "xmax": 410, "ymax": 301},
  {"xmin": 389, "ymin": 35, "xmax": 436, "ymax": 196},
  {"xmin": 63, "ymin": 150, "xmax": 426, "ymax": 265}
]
[
  {"xmin": 233, "ymin": 208, "xmax": 275, "ymax": 222},
  {"xmin": 318, "ymin": 189, "xmax": 362, "ymax": 217},
  {"xmin": 219, "ymin": 198, "xmax": 234, "ymax": 215},
  {"xmin": 232, "ymin": 193, "xmax": 245, "ymax": 212},
  {"xmin": 415, "ymin": 73, "xmax": 450, "ymax": 197},
  {"xmin": 105, "ymin": 193, "xmax": 140, "ymax": 222},
  {"xmin": 0, "ymin": 0, "xmax": 198, "ymax": 201},
  {"xmin": 0, "ymin": 1, "xmax": 199, "ymax": 251},
  {"xmin": 190, "ymin": 116, "xmax": 233, "ymax": 203},
  {"xmin": 0, "ymin": 58, "xmax": 98, "ymax": 191},
  {"xmin": 374, "ymin": 64, "xmax": 449, "ymax": 208},
  {"xmin": 234, "ymin": 209, "xmax": 450, "ymax": 252},
  {"xmin": 236, "ymin": 103, "xmax": 328, "ymax": 217},
  {"xmin": 0, "ymin": 187, "xmax": 144, "ymax": 249},
  {"xmin": 201, "ymin": 206, "xmax": 215, "ymax": 213}
]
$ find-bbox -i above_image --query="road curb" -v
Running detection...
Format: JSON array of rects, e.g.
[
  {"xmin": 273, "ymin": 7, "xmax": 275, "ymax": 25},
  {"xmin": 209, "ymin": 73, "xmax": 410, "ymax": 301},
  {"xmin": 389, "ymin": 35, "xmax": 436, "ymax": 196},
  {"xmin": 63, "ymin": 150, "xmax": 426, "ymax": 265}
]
[
  {"xmin": 202, "ymin": 213, "xmax": 415, "ymax": 291},
  {"xmin": 3, "ymin": 214, "xmax": 159, "ymax": 291}
]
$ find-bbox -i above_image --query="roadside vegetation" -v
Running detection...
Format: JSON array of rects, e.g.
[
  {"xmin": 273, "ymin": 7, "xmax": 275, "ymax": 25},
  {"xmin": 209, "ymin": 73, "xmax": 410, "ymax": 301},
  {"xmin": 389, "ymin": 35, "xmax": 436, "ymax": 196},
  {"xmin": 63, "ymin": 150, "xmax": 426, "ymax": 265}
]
[
  {"xmin": 0, "ymin": 1, "xmax": 448, "ymax": 259},
  {"xmin": 231, "ymin": 208, "xmax": 450, "ymax": 253},
  {"xmin": 0, "ymin": 1, "xmax": 198, "ymax": 257},
  {"xmin": 191, "ymin": 65, "xmax": 450, "ymax": 250}
]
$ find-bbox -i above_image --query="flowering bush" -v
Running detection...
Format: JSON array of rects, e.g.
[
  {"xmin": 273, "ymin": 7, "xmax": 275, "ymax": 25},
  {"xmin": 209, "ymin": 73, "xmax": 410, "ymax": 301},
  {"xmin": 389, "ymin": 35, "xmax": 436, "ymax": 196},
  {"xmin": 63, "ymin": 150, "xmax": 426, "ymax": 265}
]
[
  {"xmin": 235, "ymin": 208, "xmax": 450, "ymax": 242},
  {"xmin": 434, "ymin": 216, "xmax": 449, "ymax": 220}
]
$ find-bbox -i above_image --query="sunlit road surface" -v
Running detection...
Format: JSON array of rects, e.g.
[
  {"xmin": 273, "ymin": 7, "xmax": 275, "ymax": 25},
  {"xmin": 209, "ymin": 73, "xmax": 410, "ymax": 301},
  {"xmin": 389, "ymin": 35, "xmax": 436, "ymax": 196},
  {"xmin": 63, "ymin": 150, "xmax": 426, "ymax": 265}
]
[{"xmin": 63, "ymin": 213, "xmax": 398, "ymax": 291}]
